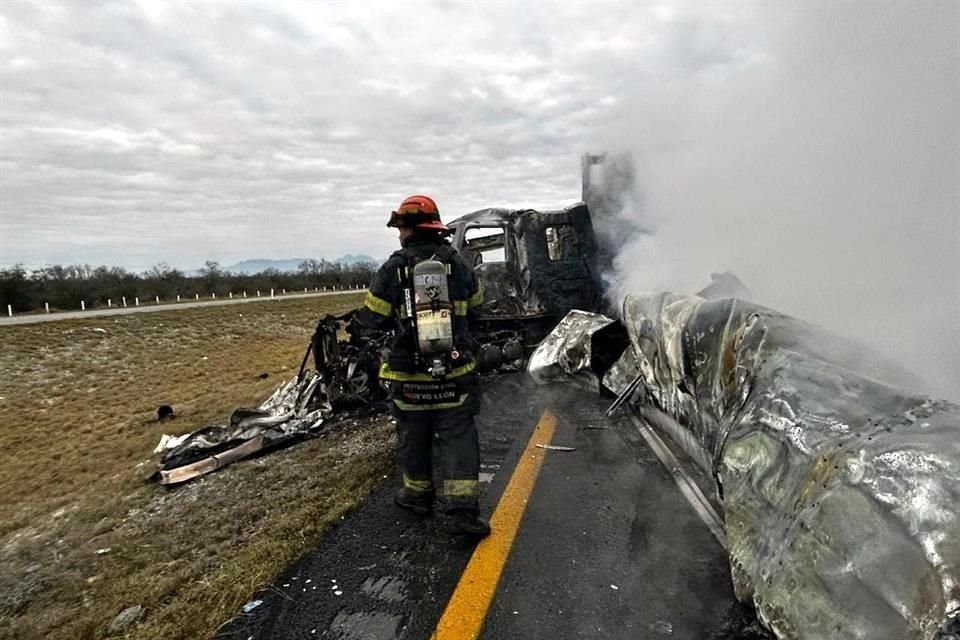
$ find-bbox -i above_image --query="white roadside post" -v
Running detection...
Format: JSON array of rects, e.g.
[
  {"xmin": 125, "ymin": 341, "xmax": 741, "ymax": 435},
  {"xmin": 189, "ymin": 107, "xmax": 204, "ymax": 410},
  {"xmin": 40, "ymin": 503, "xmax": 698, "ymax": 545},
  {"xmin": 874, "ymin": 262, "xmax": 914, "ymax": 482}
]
[
  {"xmin": 195, "ymin": 293, "xmax": 199, "ymax": 300},
  {"xmin": 229, "ymin": 292, "xmax": 233, "ymax": 299},
  {"xmin": 212, "ymin": 292, "xmax": 216, "ymax": 299},
  {"xmin": 81, "ymin": 300, "xmax": 86, "ymax": 311},
  {"xmin": 108, "ymin": 299, "xmax": 112, "ymax": 308},
  {"xmin": 6, "ymin": 304, "xmax": 11, "ymax": 317},
  {"xmin": 282, "ymin": 288, "xmax": 286, "ymax": 295},
  {"xmin": 257, "ymin": 290, "xmax": 261, "ymax": 297},
  {"xmin": 243, "ymin": 291, "xmax": 247, "ymax": 298},
  {"xmin": 122, "ymin": 296, "xmax": 127, "ymax": 308},
  {"xmin": 135, "ymin": 297, "xmax": 139, "ymax": 306},
  {"xmin": 155, "ymin": 295, "xmax": 160, "ymax": 304},
  {"xmin": 177, "ymin": 294, "xmax": 181, "ymax": 302},
  {"xmin": 44, "ymin": 302, "xmax": 50, "ymax": 313},
  {"xmin": 270, "ymin": 288, "xmax": 274, "ymax": 298}
]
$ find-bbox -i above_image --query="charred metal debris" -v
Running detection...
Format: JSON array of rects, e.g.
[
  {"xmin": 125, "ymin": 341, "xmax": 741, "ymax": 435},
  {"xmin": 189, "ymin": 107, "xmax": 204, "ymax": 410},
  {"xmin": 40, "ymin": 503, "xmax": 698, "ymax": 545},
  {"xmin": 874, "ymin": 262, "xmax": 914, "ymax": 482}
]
[
  {"xmin": 447, "ymin": 203, "xmax": 605, "ymax": 348},
  {"xmin": 151, "ymin": 312, "xmax": 391, "ymax": 485},
  {"xmin": 151, "ymin": 307, "xmax": 528, "ymax": 486}
]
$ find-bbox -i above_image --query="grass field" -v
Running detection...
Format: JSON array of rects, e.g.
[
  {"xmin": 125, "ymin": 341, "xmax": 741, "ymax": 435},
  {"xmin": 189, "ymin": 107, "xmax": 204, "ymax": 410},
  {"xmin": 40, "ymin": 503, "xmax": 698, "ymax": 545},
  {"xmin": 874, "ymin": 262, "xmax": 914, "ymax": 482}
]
[{"xmin": 0, "ymin": 293, "xmax": 396, "ymax": 639}]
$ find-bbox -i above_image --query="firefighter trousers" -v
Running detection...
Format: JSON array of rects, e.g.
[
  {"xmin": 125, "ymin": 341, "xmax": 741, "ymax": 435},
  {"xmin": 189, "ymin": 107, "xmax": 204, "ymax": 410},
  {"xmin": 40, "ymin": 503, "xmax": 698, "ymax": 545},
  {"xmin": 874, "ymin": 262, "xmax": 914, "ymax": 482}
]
[{"xmin": 394, "ymin": 401, "xmax": 481, "ymax": 512}]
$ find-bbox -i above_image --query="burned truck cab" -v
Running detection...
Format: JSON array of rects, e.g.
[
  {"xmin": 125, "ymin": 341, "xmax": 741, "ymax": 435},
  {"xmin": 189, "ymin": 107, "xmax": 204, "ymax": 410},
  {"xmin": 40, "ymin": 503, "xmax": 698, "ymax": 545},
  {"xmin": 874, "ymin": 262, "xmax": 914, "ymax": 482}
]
[{"xmin": 447, "ymin": 203, "xmax": 604, "ymax": 347}]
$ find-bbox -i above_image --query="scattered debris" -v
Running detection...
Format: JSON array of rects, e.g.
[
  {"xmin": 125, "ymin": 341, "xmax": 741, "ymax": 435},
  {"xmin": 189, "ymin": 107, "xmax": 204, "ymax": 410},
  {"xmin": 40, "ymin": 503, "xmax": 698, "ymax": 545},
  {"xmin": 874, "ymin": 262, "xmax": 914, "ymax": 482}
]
[
  {"xmin": 95, "ymin": 547, "xmax": 111, "ymax": 555},
  {"xmin": 258, "ymin": 372, "xmax": 269, "ymax": 379},
  {"xmin": 156, "ymin": 404, "xmax": 175, "ymax": 421},
  {"xmin": 535, "ymin": 444, "xmax": 577, "ymax": 452},
  {"xmin": 241, "ymin": 600, "xmax": 263, "ymax": 614},
  {"xmin": 150, "ymin": 313, "xmax": 389, "ymax": 485},
  {"xmin": 108, "ymin": 605, "xmax": 145, "ymax": 634},
  {"xmin": 92, "ymin": 327, "xmax": 108, "ymax": 334},
  {"xmin": 149, "ymin": 307, "xmax": 527, "ymax": 485}
]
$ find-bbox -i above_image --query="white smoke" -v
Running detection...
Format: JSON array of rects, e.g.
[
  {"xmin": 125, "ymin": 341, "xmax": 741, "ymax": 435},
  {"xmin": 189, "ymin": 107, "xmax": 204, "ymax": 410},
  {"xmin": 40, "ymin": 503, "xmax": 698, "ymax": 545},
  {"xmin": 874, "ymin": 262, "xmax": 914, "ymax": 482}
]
[{"xmin": 593, "ymin": 3, "xmax": 960, "ymax": 400}]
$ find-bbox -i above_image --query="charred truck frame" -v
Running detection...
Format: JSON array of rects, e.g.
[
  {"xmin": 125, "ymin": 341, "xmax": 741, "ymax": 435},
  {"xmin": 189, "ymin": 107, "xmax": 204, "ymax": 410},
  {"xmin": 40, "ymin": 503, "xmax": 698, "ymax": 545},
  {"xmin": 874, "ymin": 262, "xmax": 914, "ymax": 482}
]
[{"xmin": 446, "ymin": 158, "xmax": 612, "ymax": 351}]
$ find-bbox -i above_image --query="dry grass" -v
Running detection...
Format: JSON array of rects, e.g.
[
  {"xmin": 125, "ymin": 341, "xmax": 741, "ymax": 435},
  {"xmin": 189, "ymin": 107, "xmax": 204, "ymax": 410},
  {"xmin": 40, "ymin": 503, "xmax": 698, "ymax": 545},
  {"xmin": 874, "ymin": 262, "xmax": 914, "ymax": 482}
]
[{"xmin": 0, "ymin": 293, "xmax": 396, "ymax": 639}]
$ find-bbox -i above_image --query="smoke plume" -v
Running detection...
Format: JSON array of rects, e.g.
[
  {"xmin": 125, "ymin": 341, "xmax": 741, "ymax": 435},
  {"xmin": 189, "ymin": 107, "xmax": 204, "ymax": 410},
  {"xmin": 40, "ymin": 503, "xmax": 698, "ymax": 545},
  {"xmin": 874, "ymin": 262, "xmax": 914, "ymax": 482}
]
[{"xmin": 590, "ymin": 3, "xmax": 960, "ymax": 401}]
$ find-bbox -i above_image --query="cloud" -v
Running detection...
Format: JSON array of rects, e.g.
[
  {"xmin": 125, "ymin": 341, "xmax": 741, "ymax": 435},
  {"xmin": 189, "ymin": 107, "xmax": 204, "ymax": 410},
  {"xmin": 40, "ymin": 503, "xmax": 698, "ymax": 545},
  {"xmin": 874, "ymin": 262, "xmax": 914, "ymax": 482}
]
[
  {"xmin": 1, "ymin": 0, "xmax": 661, "ymax": 269},
  {"xmin": 1, "ymin": 1, "xmax": 956, "ymax": 396}
]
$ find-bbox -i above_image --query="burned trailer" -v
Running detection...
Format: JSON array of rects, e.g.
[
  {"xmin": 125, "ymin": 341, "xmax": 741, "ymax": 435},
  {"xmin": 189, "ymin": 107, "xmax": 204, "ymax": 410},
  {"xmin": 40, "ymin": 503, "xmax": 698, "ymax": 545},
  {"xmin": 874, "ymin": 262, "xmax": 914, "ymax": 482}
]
[
  {"xmin": 530, "ymin": 296, "xmax": 960, "ymax": 640},
  {"xmin": 446, "ymin": 203, "xmax": 606, "ymax": 349}
]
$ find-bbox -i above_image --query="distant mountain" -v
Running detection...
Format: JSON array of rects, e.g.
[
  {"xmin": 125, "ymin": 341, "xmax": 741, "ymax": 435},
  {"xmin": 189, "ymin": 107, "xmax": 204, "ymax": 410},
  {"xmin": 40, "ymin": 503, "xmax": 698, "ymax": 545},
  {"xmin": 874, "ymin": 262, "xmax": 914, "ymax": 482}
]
[
  {"xmin": 224, "ymin": 259, "xmax": 307, "ymax": 274},
  {"xmin": 335, "ymin": 254, "xmax": 376, "ymax": 265},
  {"xmin": 224, "ymin": 255, "xmax": 376, "ymax": 274}
]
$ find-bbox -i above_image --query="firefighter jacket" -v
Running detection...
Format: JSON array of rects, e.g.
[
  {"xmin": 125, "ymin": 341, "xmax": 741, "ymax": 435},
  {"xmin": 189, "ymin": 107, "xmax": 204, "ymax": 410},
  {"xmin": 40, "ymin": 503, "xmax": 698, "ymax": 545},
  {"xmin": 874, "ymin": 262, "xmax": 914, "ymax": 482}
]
[{"xmin": 359, "ymin": 235, "xmax": 484, "ymax": 410}]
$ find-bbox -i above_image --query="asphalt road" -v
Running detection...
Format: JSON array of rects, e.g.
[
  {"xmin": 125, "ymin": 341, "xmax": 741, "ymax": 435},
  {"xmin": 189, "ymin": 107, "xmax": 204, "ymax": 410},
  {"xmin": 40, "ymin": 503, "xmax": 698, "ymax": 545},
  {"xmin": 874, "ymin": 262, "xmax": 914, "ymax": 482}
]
[
  {"xmin": 0, "ymin": 289, "xmax": 365, "ymax": 326},
  {"xmin": 216, "ymin": 375, "xmax": 772, "ymax": 640}
]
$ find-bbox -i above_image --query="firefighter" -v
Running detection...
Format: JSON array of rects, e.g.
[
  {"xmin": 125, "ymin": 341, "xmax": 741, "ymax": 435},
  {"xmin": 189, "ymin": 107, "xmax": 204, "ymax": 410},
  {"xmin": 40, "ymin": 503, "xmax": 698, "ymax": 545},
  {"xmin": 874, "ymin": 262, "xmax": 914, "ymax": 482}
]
[{"xmin": 358, "ymin": 194, "xmax": 489, "ymax": 537}]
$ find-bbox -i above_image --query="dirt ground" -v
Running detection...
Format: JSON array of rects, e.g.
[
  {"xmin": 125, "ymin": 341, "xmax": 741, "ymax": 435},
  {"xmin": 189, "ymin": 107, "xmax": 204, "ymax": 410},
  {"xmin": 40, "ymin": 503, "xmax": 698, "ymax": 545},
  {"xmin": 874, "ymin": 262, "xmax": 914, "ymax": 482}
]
[{"xmin": 0, "ymin": 293, "xmax": 397, "ymax": 640}]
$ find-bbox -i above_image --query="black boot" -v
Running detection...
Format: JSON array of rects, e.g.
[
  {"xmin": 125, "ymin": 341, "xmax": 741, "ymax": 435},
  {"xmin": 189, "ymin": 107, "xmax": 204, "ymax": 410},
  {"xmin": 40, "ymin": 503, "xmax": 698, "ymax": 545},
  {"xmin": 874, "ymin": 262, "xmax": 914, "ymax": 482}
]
[
  {"xmin": 442, "ymin": 509, "xmax": 491, "ymax": 538},
  {"xmin": 394, "ymin": 488, "xmax": 433, "ymax": 516}
]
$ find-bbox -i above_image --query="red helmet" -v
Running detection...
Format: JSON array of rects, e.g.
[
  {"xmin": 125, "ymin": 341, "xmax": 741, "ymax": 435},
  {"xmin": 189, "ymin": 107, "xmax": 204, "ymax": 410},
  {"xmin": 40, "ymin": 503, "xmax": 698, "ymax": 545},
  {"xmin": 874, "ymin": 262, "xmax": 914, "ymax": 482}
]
[{"xmin": 387, "ymin": 194, "xmax": 449, "ymax": 233}]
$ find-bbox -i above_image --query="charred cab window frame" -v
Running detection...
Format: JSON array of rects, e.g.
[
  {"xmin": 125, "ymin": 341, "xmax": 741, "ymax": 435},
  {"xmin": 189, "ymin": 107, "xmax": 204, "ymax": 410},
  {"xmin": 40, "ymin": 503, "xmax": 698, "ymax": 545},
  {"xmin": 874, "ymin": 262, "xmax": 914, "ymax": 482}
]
[
  {"xmin": 545, "ymin": 223, "xmax": 578, "ymax": 261},
  {"xmin": 463, "ymin": 225, "xmax": 507, "ymax": 266}
]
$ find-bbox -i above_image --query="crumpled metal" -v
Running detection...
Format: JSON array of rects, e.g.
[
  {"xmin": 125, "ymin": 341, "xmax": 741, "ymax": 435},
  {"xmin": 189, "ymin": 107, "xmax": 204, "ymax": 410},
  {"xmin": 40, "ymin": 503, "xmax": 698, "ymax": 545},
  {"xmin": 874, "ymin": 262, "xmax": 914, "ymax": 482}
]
[
  {"xmin": 530, "ymin": 297, "xmax": 960, "ymax": 639},
  {"xmin": 527, "ymin": 310, "xmax": 617, "ymax": 389},
  {"xmin": 618, "ymin": 292, "xmax": 960, "ymax": 640},
  {"xmin": 152, "ymin": 375, "xmax": 328, "ymax": 484}
]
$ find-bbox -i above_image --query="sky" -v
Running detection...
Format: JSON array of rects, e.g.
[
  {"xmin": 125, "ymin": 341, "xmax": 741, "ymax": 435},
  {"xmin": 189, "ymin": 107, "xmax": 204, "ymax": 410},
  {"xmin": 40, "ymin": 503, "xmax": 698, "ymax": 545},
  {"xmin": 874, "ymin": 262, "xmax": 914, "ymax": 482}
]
[{"xmin": 1, "ymin": 1, "xmax": 958, "ymax": 396}]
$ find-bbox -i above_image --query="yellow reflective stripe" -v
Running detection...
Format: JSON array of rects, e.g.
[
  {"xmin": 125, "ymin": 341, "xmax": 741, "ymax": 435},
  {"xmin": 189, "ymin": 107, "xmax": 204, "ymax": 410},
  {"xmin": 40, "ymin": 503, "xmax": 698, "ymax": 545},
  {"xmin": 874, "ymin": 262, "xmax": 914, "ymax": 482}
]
[
  {"xmin": 453, "ymin": 300, "xmax": 468, "ymax": 316},
  {"xmin": 393, "ymin": 395, "xmax": 470, "ymax": 411},
  {"xmin": 364, "ymin": 291, "xmax": 393, "ymax": 317},
  {"xmin": 403, "ymin": 475, "xmax": 433, "ymax": 493},
  {"xmin": 379, "ymin": 360, "xmax": 476, "ymax": 382},
  {"xmin": 443, "ymin": 479, "xmax": 479, "ymax": 497},
  {"xmin": 468, "ymin": 283, "xmax": 484, "ymax": 308}
]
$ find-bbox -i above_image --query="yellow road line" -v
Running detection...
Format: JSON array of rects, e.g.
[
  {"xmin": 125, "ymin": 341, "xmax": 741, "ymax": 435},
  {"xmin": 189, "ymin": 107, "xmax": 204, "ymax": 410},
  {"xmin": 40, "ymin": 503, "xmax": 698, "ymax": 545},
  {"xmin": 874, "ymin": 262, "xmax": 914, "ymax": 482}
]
[{"xmin": 431, "ymin": 409, "xmax": 558, "ymax": 640}]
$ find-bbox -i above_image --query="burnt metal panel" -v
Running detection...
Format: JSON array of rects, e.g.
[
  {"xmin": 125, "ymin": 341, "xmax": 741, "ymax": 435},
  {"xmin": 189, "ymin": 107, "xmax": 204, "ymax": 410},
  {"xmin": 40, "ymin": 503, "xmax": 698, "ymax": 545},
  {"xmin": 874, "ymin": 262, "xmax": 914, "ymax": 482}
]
[{"xmin": 448, "ymin": 204, "xmax": 603, "ymax": 326}]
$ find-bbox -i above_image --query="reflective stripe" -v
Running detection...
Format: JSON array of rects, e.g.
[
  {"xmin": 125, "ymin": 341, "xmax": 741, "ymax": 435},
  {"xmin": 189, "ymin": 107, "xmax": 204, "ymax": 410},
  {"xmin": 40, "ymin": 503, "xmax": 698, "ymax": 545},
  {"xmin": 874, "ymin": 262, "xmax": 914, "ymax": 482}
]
[
  {"xmin": 393, "ymin": 394, "xmax": 470, "ymax": 411},
  {"xmin": 453, "ymin": 300, "xmax": 468, "ymax": 316},
  {"xmin": 364, "ymin": 291, "xmax": 393, "ymax": 317},
  {"xmin": 403, "ymin": 475, "xmax": 433, "ymax": 493},
  {"xmin": 379, "ymin": 360, "xmax": 476, "ymax": 382},
  {"xmin": 468, "ymin": 283, "xmax": 484, "ymax": 308},
  {"xmin": 443, "ymin": 479, "xmax": 479, "ymax": 497}
]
